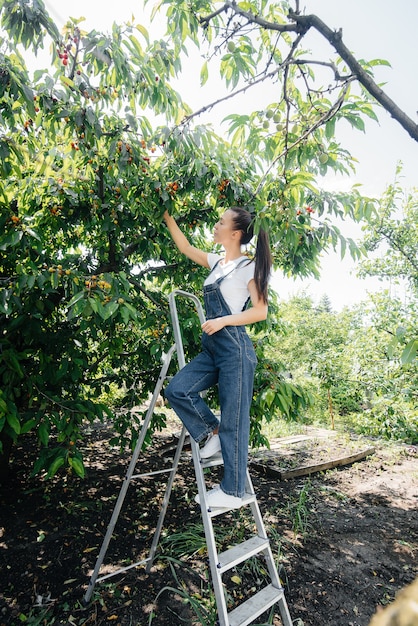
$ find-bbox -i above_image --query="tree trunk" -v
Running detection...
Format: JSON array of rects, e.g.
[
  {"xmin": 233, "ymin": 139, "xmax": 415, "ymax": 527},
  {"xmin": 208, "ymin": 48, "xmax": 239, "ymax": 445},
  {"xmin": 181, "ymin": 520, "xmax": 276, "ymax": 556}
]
[{"xmin": 0, "ymin": 433, "xmax": 13, "ymax": 484}]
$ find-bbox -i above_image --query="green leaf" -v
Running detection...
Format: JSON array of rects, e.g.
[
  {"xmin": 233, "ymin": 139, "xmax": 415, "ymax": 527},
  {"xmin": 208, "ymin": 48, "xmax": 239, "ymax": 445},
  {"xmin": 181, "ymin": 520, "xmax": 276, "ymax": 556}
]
[
  {"xmin": 325, "ymin": 117, "xmax": 336, "ymax": 139},
  {"xmin": 25, "ymin": 227, "xmax": 41, "ymax": 241},
  {"xmin": 345, "ymin": 114, "xmax": 365, "ymax": 131},
  {"xmin": 340, "ymin": 236, "xmax": 347, "ymax": 259},
  {"xmin": 6, "ymin": 352, "xmax": 24, "ymax": 377},
  {"xmin": 50, "ymin": 270, "xmax": 59, "ymax": 288},
  {"xmin": 275, "ymin": 393, "xmax": 290, "ymax": 415},
  {"xmin": 127, "ymin": 34, "xmax": 144, "ymax": 56},
  {"xmin": 47, "ymin": 455, "xmax": 66, "ymax": 478},
  {"xmin": 200, "ymin": 60, "xmax": 208, "ymax": 86},
  {"xmin": 0, "ymin": 395, "xmax": 8, "ymax": 414},
  {"xmin": 262, "ymin": 388, "xmax": 275, "ymax": 408},
  {"xmin": 69, "ymin": 454, "xmax": 85, "ymax": 478},
  {"xmin": 38, "ymin": 422, "xmax": 50, "ymax": 446},
  {"xmin": 101, "ymin": 300, "xmax": 119, "ymax": 320},
  {"xmin": 67, "ymin": 291, "xmax": 86, "ymax": 308},
  {"xmin": 88, "ymin": 296, "xmax": 99, "ymax": 313},
  {"xmin": 0, "ymin": 230, "xmax": 23, "ymax": 250},
  {"xmin": 7, "ymin": 412, "xmax": 21, "ymax": 434},
  {"xmin": 123, "ymin": 302, "xmax": 138, "ymax": 319},
  {"xmin": 21, "ymin": 419, "xmax": 37, "ymax": 434},
  {"xmin": 367, "ymin": 58, "xmax": 392, "ymax": 68},
  {"xmin": 135, "ymin": 23, "xmax": 149, "ymax": 43},
  {"xmin": 120, "ymin": 306, "xmax": 130, "ymax": 325},
  {"xmin": 401, "ymin": 339, "xmax": 417, "ymax": 365},
  {"xmin": 60, "ymin": 76, "xmax": 75, "ymax": 89}
]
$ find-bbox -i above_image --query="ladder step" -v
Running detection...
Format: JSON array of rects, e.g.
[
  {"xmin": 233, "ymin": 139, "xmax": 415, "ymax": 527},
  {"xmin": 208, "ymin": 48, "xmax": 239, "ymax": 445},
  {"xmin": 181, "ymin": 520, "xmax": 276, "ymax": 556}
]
[
  {"xmin": 131, "ymin": 467, "xmax": 175, "ymax": 479},
  {"xmin": 208, "ymin": 492, "xmax": 256, "ymax": 518},
  {"xmin": 200, "ymin": 453, "xmax": 223, "ymax": 468},
  {"xmin": 95, "ymin": 556, "xmax": 150, "ymax": 583},
  {"xmin": 217, "ymin": 535, "xmax": 270, "ymax": 573},
  {"xmin": 228, "ymin": 583, "xmax": 285, "ymax": 626}
]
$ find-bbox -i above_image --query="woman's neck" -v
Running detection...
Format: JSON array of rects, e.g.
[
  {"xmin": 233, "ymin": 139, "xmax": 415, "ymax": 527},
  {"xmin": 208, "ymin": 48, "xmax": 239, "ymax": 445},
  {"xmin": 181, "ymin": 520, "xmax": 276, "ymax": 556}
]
[{"xmin": 223, "ymin": 244, "xmax": 242, "ymax": 264}]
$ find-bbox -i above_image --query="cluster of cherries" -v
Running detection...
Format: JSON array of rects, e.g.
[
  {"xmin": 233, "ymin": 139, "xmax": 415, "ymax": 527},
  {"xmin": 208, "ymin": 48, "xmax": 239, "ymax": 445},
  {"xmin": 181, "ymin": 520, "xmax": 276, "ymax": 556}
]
[
  {"xmin": 57, "ymin": 30, "xmax": 80, "ymax": 67},
  {"xmin": 57, "ymin": 45, "xmax": 71, "ymax": 66},
  {"xmin": 296, "ymin": 206, "xmax": 315, "ymax": 215}
]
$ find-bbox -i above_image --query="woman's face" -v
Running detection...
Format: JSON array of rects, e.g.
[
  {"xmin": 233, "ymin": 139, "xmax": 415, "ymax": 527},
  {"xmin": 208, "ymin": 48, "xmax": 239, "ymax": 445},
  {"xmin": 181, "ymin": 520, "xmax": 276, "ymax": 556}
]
[{"xmin": 213, "ymin": 209, "xmax": 239, "ymax": 245}]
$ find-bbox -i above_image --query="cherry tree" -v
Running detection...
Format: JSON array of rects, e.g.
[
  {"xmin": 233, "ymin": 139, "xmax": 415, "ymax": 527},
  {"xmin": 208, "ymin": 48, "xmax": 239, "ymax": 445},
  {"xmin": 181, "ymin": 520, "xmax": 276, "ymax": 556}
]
[{"xmin": 0, "ymin": 0, "xmax": 416, "ymax": 479}]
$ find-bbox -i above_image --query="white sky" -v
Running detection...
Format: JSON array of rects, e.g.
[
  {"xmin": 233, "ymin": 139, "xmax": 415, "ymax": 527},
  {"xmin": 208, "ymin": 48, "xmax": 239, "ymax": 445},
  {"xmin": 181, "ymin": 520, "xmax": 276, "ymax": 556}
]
[{"xmin": 43, "ymin": 0, "xmax": 418, "ymax": 310}]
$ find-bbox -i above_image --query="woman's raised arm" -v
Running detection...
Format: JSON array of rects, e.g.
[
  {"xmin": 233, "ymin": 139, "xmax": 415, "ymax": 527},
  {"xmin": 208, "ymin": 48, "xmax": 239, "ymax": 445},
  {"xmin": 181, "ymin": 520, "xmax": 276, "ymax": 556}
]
[{"xmin": 163, "ymin": 211, "xmax": 210, "ymax": 268}]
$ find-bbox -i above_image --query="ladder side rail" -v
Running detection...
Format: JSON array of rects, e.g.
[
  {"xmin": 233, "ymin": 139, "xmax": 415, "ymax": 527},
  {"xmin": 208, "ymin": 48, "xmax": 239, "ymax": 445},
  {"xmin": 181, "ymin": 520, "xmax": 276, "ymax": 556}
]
[
  {"xmin": 146, "ymin": 291, "xmax": 205, "ymax": 571},
  {"xmin": 169, "ymin": 289, "xmax": 206, "ymax": 325},
  {"xmin": 246, "ymin": 470, "xmax": 282, "ymax": 590},
  {"xmin": 84, "ymin": 344, "xmax": 177, "ymax": 604},
  {"xmin": 246, "ymin": 470, "xmax": 270, "ymax": 540},
  {"xmin": 168, "ymin": 290, "xmax": 205, "ymax": 370},
  {"xmin": 145, "ymin": 424, "xmax": 188, "ymax": 572},
  {"xmin": 190, "ymin": 441, "xmax": 230, "ymax": 626},
  {"xmin": 168, "ymin": 290, "xmax": 230, "ymax": 625},
  {"xmin": 246, "ymin": 471, "xmax": 293, "ymax": 626}
]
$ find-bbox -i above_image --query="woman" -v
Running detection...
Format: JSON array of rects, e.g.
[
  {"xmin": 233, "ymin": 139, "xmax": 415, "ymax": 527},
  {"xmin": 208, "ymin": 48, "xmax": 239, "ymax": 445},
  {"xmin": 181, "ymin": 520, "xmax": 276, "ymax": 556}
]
[{"xmin": 163, "ymin": 207, "xmax": 272, "ymax": 509}]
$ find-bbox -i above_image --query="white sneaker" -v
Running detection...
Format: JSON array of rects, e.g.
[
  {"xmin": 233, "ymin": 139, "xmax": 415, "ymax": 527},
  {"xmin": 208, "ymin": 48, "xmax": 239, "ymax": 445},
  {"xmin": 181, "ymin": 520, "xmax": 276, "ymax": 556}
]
[
  {"xmin": 194, "ymin": 485, "xmax": 220, "ymax": 505},
  {"xmin": 195, "ymin": 486, "xmax": 243, "ymax": 510},
  {"xmin": 200, "ymin": 433, "xmax": 221, "ymax": 459}
]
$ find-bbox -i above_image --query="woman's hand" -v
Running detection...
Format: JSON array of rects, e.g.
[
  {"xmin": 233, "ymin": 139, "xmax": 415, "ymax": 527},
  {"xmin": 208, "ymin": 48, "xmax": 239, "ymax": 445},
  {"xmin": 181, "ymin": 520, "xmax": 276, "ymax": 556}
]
[{"xmin": 201, "ymin": 317, "xmax": 226, "ymax": 335}]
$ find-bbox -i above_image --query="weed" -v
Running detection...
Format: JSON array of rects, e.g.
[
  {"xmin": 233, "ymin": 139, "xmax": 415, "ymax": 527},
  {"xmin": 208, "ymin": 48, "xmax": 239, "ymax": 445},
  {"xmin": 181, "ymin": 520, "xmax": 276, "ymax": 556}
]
[
  {"xmin": 149, "ymin": 557, "xmax": 217, "ymax": 625},
  {"xmin": 319, "ymin": 484, "xmax": 349, "ymax": 502},
  {"xmin": 287, "ymin": 480, "xmax": 313, "ymax": 538},
  {"xmin": 14, "ymin": 607, "xmax": 55, "ymax": 626},
  {"xmin": 160, "ymin": 521, "xmax": 209, "ymax": 558}
]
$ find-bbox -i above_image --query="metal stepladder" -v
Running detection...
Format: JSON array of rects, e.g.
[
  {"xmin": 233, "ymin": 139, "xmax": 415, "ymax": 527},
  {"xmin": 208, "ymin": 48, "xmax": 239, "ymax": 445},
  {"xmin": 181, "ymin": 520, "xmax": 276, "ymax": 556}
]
[{"xmin": 84, "ymin": 290, "xmax": 292, "ymax": 626}]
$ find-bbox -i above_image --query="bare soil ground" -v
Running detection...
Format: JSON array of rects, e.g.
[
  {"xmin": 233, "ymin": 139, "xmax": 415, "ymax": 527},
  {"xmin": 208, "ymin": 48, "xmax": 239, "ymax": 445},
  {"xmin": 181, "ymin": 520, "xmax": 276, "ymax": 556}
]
[{"xmin": 1, "ymin": 420, "xmax": 417, "ymax": 626}]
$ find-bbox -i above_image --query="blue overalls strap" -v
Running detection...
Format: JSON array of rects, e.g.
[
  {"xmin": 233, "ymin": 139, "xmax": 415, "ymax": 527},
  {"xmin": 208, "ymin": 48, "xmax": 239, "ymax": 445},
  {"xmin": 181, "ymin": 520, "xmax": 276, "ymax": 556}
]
[
  {"xmin": 208, "ymin": 258, "xmax": 253, "ymax": 311},
  {"xmin": 209, "ymin": 258, "xmax": 251, "ymax": 284}
]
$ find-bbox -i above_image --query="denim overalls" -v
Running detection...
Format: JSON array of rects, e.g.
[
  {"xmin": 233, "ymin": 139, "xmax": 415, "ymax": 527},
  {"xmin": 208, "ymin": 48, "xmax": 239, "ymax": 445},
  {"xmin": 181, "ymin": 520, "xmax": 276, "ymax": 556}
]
[{"xmin": 165, "ymin": 260, "xmax": 257, "ymax": 497}]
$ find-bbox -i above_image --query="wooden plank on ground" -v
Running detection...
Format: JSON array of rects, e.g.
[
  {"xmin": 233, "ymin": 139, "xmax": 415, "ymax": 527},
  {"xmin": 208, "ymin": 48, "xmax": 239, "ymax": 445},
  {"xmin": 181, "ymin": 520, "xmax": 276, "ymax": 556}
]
[
  {"xmin": 259, "ymin": 429, "xmax": 338, "ymax": 451},
  {"xmin": 250, "ymin": 446, "xmax": 376, "ymax": 480}
]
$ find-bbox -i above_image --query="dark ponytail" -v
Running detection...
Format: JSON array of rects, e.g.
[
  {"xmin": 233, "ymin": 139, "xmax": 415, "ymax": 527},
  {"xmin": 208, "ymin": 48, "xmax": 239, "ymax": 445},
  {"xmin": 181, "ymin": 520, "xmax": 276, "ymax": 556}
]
[{"xmin": 230, "ymin": 207, "xmax": 272, "ymax": 304}]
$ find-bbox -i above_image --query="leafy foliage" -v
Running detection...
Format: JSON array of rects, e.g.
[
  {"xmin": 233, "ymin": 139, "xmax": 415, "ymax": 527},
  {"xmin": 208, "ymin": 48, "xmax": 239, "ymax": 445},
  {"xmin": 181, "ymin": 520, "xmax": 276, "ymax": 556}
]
[
  {"xmin": 271, "ymin": 291, "xmax": 417, "ymax": 443},
  {"xmin": 358, "ymin": 176, "xmax": 418, "ymax": 365}
]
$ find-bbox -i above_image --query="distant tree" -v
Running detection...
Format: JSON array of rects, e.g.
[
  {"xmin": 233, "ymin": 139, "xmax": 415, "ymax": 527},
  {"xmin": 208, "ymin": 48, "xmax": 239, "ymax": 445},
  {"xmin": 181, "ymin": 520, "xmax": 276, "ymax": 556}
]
[
  {"xmin": 316, "ymin": 294, "xmax": 333, "ymax": 314},
  {"xmin": 358, "ymin": 176, "xmax": 418, "ymax": 363},
  {"xmin": 272, "ymin": 293, "xmax": 417, "ymax": 440},
  {"xmin": 349, "ymin": 293, "xmax": 418, "ymax": 442},
  {"xmin": 272, "ymin": 294, "xmax": 362, "ymax": 424}
]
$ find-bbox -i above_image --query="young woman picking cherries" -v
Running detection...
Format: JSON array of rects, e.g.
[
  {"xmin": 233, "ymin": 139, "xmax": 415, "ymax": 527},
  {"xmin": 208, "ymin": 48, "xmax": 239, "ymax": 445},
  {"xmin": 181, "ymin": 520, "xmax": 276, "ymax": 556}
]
[{"xmin": 164, "ymin": 207, "xmax": 272, "ymax": 509}]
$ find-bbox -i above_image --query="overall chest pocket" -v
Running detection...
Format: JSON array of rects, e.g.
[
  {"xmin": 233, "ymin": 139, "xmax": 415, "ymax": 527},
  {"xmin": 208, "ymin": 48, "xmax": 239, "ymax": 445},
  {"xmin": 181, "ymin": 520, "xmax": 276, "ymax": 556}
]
[{"xmin": 204, "ymin": 289, "xmax": 225, "ymax": 318}]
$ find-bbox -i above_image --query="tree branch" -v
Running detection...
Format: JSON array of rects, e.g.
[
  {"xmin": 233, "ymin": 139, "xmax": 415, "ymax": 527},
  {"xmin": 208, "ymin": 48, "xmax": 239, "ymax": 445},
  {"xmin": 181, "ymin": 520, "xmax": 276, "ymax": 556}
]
[
  {"xmin": 380, "ymin": 229, "xmax": 418, "ymax": 274},
  {"xmin": 254, "ymin": 84, "xmax": 349, "ymax": 195},
  {"xmin": 129, "ymin": 263, "xmax": 179, "ymax": 308},
  {"xmin": 200, "ymin": 1, "xmax": 301, "ymax": 33},
  {"xmin": 289, "ymin": 12, "xmax": 418, "ymax": 142},
  {"xmin": 180, "ymin": 64, "xmax": 284, "ymax": 125},
  {"xmin": 199, "ymin": 4, "xmax": 418, "ymax": 143}
]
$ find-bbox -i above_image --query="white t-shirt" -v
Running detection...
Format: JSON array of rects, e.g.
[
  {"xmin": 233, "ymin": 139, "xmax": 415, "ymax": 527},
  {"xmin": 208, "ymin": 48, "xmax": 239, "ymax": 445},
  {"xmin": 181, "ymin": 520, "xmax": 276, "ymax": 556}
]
[{"xmin": 204, "ymin": 253, "xmax": 255, "ymax": 314}]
